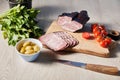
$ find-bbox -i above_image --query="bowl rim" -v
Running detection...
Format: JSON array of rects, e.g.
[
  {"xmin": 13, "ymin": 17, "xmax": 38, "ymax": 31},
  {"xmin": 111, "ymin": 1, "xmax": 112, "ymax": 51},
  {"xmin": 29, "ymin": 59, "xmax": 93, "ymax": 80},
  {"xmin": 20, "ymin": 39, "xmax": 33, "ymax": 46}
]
[{"xmin": 15, "ymin": 38, "xmax": 43, "ymax": 56}]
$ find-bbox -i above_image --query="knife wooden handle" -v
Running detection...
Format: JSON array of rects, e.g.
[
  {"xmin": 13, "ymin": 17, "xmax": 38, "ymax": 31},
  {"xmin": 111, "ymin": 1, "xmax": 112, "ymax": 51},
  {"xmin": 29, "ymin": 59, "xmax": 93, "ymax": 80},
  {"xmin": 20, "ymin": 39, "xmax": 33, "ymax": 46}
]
[{"xmin": 85, "ymin": 64, "xmax": 119, "ymax": 75}]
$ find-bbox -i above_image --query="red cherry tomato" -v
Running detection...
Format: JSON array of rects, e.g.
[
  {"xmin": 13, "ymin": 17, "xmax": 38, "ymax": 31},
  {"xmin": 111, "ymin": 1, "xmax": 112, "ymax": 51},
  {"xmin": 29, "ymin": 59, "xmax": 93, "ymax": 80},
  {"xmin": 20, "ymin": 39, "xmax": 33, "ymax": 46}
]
[
  {"xmin": 98, "ymin": 25, "xmax": 105, "ymax": 30},
  {"xmin": 94, "ymin": 30, "xmax": 101, "ymax": 37},
  {"xmin": 91, "ymin": 23, "xmax": 98, "ymax": 31},
  {"xmin": 101, "ymin": 30, "xmax": 108, "ymax": 36},
  {"xmin": 93, "ymin": 27, "xmax": 99, "ymax": 33},
  {"xmin": 99, "ymin": 40, "xmax": 108, "ymax": 48},
  {"xmin": 91, "ymin": 24, "xmax": 111, "ymax": 48},
  {"xmin": 104, "ymin": 37, "xmax": 112, "ymax": 45},
  {"xmin": 82, "ymin": 32, "xmax": 91, "ymax": 39},
  {"xmin": 96, "ymin": 35, "xmax": 104, "ymax": 42}
]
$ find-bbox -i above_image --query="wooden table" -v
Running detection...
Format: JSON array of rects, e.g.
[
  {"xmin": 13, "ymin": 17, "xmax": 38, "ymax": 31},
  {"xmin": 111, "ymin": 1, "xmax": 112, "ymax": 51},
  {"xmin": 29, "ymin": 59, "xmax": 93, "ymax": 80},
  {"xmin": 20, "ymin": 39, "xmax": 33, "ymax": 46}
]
[{"xmin": 0, "ymin": 0, "xmax": 120, "ymax": 80}]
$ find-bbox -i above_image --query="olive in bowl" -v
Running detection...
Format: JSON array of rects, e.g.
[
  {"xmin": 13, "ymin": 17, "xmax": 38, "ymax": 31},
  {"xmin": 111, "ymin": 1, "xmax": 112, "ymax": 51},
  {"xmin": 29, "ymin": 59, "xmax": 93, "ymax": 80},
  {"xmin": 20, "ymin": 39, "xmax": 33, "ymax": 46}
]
[{"xmin": 15, "ymin": 38, "xmax": 43, "ymax": 62}]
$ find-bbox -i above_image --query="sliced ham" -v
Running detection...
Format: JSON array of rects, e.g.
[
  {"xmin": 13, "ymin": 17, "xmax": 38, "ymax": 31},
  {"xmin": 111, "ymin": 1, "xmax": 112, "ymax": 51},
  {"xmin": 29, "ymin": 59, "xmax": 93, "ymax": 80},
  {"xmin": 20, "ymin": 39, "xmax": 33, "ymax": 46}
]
[
  {"xmin": 57, "ymin": 10, "xmax": 90, "ymax": 32},
  {"xmin": 57, "ymin": 16, "xmax": 71, "ymax": 26},
  {"xmin": 57, "ymin": 12, "xmax": 78, "ymax": 26},
  {"xmin": 39, "ymin": 31, "xmax": 79, "ymax": 51},
  {"xmin": 60, "ymin": 21, "xmax": 83, "ymax": 32},
  {"xmin": 39, "ymin": 32, "xmax": 68, "ymax": 51}
]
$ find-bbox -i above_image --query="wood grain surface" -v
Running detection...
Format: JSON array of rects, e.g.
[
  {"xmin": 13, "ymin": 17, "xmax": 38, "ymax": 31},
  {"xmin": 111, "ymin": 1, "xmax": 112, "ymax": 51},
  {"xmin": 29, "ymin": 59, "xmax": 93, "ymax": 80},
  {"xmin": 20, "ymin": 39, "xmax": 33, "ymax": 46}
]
[
  {"xmin": 0, "ymin": 0, "xmax": 120, "ymax": 80},
  {"xmin": 46, "ymin": 21, "xmax": 111, "ymax": 57}
]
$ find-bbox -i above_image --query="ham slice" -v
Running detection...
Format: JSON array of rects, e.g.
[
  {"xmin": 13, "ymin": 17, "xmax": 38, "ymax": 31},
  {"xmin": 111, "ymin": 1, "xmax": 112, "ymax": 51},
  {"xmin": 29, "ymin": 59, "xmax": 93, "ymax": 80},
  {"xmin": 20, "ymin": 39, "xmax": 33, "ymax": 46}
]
[
  {"xmin": 61, "ymin": 21, "xmax": 83, "ymax": 32},
  {"xmin": 39, "ymin": 33, "xmax": 68, "ymax": 51},
  {"xmin": 39, "ymin": 31, "xmax": 79, "ymax": 51},
  {"xmin": 57, "ymin": 10, "xmax": 90, "ymax": 32}
]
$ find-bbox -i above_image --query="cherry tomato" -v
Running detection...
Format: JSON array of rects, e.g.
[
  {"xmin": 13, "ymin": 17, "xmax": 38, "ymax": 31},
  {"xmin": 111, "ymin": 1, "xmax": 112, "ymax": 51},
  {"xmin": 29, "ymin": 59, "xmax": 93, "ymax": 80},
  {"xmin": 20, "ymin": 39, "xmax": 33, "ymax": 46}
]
[
  {"xmin": 82, "ymin": 32, "xmax": 91, "ymax": 39},
  {"xmin": 91, "ymin": 23, "xmax": 98, "ymax": 31},
  {"xmin": 96, "ymin": 35, "xmax": 104, "ymax": 42},
  {"xmin": 91, "ymin": 24, "xmax": 111, "ymax": 48},
  {"xmin": 98, "ymin": 25, "xmax": 105, "ymax": 30},
  {"xmin": 99, "ymin": 40, "xmax": 108, "ymax": 48},
  {"xmin": 94, "ymin": 30, "xmax": 101, "ymax": 37},
  {"xmin": 104, "ymin": 37, "xmax": 112, "ymax": 45},
  {"xmin": 93, "ymin": 27, "xmax": 99, "ymax": 33},
  {"xmin": 101, "ymin": 30, "xmax": 108, "ymax": 36}
]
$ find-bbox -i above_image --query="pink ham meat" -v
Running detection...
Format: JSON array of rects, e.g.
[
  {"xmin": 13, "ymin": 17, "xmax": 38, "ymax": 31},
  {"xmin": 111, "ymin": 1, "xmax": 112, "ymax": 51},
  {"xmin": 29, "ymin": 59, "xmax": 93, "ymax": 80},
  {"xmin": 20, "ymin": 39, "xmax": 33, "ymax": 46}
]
[
  {"xmin": 57, "ymin": 12, "xmax": 78, "ymax": 26},
  {"xmin": 39, "ymin": 31, "xmax": 79, "ymax": 51},
  {"xmin": 57, "ymin": 16, "xmax": 72, "ymax": 26},
  {"xmin": 61, "ymin": 21, "xmax": 83, "ymax": 32},
  {"xmin": 57, "ymin": 10, "xmax": 90, "ymax": 32},
  {"xmin": 39, "ymin": 33, "xmax": 67, "ymax": 51}
]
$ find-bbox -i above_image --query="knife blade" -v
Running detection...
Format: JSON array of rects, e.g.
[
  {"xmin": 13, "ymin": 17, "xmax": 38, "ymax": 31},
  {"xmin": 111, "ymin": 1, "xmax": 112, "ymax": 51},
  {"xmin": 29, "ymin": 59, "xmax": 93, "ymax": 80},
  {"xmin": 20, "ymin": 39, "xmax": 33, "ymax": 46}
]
[{"xmin": 56, "ymin": 59, "xmax": 119, "ymax": 75}]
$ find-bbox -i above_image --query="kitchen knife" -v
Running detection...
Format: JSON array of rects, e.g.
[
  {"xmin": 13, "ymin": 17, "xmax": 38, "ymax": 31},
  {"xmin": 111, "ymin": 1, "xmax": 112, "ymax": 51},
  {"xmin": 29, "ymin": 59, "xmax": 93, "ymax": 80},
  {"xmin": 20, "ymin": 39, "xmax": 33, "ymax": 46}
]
[{"xmin": 56, "ymin": 59, "xmax": 119, "ymax": 75}]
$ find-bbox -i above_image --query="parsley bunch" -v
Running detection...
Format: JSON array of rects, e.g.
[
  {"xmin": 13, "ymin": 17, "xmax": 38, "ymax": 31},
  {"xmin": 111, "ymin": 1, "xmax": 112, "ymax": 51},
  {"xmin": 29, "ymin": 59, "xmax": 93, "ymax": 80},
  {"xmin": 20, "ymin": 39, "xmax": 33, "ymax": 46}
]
[{"xmin": 0, "ymin": 5, "xmax": 43, "ymax": 46}]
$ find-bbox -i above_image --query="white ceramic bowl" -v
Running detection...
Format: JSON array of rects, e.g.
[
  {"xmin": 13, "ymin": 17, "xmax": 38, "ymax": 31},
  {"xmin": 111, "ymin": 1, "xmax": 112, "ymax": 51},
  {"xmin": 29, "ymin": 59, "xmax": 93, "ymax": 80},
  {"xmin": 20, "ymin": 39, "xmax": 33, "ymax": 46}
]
[{"xmin": 15, "ymin": 38, "xmax": 43, "ymax": 62}]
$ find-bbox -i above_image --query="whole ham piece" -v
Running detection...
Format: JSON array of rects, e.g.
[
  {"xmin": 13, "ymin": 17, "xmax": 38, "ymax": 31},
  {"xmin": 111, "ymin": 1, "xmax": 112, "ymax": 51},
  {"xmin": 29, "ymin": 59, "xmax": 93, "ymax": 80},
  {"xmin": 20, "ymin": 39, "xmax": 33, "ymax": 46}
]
[
  {"xmin": 39, "ymin": 31, "xmax": 79, "ymax": 51},
  {"xmin": 57, "ymin": 10, "xmax": 90, "ymax": 32}
]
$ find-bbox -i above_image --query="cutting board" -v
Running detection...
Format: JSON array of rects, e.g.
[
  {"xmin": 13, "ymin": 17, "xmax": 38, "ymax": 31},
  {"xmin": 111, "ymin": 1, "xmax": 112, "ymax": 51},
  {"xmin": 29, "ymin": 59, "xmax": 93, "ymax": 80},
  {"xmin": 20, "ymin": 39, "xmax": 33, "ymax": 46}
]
[{"xmin": 46, "ymin": 21, "xmax": 114, "ymax": 57}]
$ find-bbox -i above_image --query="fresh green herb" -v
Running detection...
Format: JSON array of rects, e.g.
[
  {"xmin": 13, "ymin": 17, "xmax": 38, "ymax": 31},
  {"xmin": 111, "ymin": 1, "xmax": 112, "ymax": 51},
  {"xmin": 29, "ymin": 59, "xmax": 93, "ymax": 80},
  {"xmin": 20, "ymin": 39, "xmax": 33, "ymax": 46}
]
[{"xmin": 0, "ymin": 5, "xmax": 43, "ymax": 46}]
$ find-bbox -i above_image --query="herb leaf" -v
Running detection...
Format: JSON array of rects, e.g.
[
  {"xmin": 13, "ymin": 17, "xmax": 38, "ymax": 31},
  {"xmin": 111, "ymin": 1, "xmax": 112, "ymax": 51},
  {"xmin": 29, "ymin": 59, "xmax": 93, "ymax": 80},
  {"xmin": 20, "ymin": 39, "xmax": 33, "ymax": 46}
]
[{"xmin": 0, "ymin": 5, "xmax": 43, "ymax": 46}]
